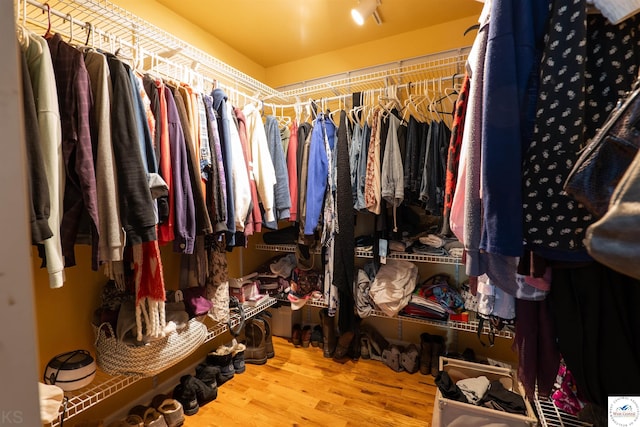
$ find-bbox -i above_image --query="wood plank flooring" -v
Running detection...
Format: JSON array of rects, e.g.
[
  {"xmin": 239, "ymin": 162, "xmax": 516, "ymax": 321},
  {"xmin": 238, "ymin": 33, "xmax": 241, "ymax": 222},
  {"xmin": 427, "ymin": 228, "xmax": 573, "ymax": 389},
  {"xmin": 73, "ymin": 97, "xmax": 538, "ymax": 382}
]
[{"xmin": 185, "ymin": 336, "xmax": 437, "ymax": 426}]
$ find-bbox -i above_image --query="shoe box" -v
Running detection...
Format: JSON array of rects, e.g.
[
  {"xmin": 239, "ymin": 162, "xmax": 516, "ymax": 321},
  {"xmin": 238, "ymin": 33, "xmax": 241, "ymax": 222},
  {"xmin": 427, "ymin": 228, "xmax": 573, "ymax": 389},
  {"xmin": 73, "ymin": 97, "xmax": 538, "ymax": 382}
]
[{"xmin": 432, "ymin": 357, "xmax": 538, "ymax": 427}]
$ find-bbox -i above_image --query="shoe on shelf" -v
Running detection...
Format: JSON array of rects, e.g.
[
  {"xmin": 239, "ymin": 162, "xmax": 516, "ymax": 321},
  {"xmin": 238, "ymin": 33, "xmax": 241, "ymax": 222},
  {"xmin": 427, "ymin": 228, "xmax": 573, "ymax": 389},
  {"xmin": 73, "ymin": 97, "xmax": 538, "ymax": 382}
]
[
  {"xmin": 292, "ymin": 323, "xmax": 302, "ymax": 347},
  {"xmin": 128, "ymin": 404, "xmax": 168, "ymax": 427},
  {"xmin": 172, "ymin": 376, "xmax": 199, "ymax": 416},
  {"xmin": 301, "ymin": 325, "xmax": 312, "ymax": 348},
  {"xmin": 151, "ymin": 394, "xmax": 185, "ymax": 427}
]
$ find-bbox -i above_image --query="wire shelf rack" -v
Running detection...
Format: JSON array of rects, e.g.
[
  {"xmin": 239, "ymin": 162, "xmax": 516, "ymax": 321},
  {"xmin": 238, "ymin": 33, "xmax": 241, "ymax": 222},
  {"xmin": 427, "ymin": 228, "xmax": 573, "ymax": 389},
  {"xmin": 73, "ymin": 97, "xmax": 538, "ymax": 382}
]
[
  {"xmin": 254, "ymin": 243, "xmax": 463, "ymax": 265},
  {"xmin": 534, "ymin": 394, "xmax": 593, "ymax": 427},
  {"xmin": 49, "ymin": 297, "xmax": 276, "ymax": 427}
]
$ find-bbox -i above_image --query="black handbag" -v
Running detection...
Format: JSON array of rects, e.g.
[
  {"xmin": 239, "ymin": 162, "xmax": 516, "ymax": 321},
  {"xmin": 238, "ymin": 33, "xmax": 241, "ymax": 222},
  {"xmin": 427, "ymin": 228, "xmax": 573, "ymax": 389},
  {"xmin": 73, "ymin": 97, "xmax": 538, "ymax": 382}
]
[
  {"xmin": 585, "ymin": 147, "xmax": 640, "ymax": 280},
  {"xmin": 564, "ymin": 73, "xmax": 640, "ymax": 218}
]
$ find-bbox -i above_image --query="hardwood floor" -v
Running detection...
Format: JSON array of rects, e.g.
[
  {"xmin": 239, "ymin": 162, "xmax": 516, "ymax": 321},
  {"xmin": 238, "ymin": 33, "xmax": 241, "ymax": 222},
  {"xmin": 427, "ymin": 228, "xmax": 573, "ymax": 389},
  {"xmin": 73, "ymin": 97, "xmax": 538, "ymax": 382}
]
[{"xmin": 185, "ymin": 336, "xmax": 437, "ymax": 426}]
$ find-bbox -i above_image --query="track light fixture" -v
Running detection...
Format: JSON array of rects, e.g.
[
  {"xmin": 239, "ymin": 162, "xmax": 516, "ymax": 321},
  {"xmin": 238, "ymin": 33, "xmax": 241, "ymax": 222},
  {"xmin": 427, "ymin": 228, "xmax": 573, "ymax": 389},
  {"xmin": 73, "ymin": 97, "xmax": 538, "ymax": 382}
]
[{"xmin": 351, "ymin": 0, "xmax": 382, "ymax": 26}]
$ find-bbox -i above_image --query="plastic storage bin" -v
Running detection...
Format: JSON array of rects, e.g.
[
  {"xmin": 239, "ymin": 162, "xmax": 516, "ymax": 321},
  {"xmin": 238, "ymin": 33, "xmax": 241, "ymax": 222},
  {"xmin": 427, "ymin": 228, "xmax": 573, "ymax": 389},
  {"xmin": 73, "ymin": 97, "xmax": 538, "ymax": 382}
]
[{"xmin": 432, "ymin": 357, "xmax": 538, "ymax": 427}]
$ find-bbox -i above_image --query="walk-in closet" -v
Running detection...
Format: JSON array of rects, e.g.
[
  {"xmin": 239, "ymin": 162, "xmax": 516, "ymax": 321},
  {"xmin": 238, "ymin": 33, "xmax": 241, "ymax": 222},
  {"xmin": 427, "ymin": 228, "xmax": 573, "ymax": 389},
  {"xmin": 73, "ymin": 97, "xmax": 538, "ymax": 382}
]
[{"xmin": 2, "ymin": 1, "xmax": 640, "ymax": 426}]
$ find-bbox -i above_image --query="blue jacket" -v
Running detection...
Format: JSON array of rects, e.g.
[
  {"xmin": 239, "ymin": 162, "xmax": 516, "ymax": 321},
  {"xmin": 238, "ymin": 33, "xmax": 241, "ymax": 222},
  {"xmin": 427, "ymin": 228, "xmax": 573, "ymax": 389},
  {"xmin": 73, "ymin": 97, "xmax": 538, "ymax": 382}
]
[{"xmin": 480, "ymin": 0, "xmax": 550, "ymax": 257}]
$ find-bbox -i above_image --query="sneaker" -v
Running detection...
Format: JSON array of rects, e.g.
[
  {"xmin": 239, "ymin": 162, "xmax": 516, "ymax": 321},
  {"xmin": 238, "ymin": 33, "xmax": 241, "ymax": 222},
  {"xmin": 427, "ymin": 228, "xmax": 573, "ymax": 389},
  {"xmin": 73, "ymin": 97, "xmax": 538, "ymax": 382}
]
[
  {"xmin": 128, "ymin": 405, "xmax": 167, "ymax": 427},
  {"xmin": 151, "ymin": 394, "xmax": 185, "ymax": 427},
  {"xmin": 172, "ymin": 377, "xmax": 199, "ymax": 416}
]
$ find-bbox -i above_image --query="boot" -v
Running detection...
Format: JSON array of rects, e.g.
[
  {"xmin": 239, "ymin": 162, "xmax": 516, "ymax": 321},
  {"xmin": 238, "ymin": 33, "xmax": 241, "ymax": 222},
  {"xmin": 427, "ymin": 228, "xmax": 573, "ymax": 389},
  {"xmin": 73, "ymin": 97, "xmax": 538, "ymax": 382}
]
[
  {"xmin": 430, "ymin": 335, "xmax": 446, "ymax": 376},
  {"xmin": 244, "ymin": 318, "xmax": 268, "ymax": 365},
  {"xmin": 232, "ymin": 342, "xmax": 247, "ymax": 374},
  {"xmin": 419, "ymin": 332, "xmax": 432, "ymax": 375},
  {"xmin": 206, "ymin": 347, "xmax": 234, "ymax": 386},
  {"xmin": 360, "ymin": 323, "xmax": 389, "ymax": 361},
  {"xmin": 332, "ymin": 331, "xmax": 354, "ymax": 364},
  {"xmin": 319, "ymin": 308, "xmax": 336, "ymax": 358},
  {"xmin": 257, "ymin": 312, "xmax": 275, "ymax": 358},
  {"xmin": 301, "ymin": 325, "xmax": 312, "ymax": 348}
]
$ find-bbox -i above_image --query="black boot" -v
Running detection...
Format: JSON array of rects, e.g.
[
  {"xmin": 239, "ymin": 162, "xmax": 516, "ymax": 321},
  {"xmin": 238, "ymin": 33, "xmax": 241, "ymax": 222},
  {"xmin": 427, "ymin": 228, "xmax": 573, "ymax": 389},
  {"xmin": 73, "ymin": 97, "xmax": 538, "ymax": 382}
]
[
  {"xmin": 244, "ymin": 318, "xmax": 268, "ymax": 365},
  {"xmin": 419, "ymin": 332, "xmax": 433, "ymax": 375},
  {"xmin": 206, "ymin": 348, "xmax": 235, "ymax": 386},
  {"xmin": 319, "ymin": 308, "xmax": 336, "ymax": 358},
  {"xmin": 430, "ymin": 335, "xmax": 446, "ymax": 376}
]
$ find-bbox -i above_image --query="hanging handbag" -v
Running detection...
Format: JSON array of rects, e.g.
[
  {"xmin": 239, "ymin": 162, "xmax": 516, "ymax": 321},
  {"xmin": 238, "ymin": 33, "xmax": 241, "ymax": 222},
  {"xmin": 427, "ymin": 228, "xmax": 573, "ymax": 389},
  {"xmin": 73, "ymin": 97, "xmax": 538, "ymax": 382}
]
[
  {"xmin": 584, "ymin": 147, "xmax": 640, "ymax": 279},
  {"xmin": 563, "ymin": 72, "xmax": 640, "ymax": 218}
]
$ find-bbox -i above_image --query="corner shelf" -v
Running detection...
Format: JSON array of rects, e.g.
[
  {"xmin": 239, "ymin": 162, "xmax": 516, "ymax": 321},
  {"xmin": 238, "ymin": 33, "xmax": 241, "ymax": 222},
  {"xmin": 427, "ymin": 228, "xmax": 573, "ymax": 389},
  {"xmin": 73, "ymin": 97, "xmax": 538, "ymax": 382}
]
[
  {"xmin": 534, "ymin": 394, "xmax": 592, "ymax": 426},
  {"xmin": 255, "ymin": 243, "xmax": 463, "ymax": 265},
  {"xmin": 51, "ymin": 297, "xmax": 276, "ymax": 427}
]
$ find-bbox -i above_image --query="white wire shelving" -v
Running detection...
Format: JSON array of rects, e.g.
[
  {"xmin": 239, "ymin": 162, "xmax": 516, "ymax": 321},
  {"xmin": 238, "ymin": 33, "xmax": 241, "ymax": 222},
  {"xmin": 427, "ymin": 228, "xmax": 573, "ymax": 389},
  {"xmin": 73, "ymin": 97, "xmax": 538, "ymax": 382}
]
[
  {"xmin": 50, "ymin": 297, "xmax": 276, "ymax": 427},
  {"xmin": 534, "ymin": 394, "xmax": 593, "ymax": 427}
]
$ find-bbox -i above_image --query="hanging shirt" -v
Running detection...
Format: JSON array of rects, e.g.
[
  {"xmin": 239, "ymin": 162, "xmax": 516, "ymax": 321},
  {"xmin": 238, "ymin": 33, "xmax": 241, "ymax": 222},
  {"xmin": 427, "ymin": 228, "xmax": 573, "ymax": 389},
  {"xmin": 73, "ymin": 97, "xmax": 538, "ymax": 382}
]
[
  {"xmin": 203, "ymin": 94, "xmax": 228, "ymax": 233},
  {"xmin": 287, "ymin": 121, "xmax": 299, "ymax": 222},
  {"xmin": 242, "ymin": 103, "xmax": 277, "ymax": 225},
  {"xmin": 234, "ymin": 107, "xmax": 260, "ymax": 235},
  {"xmin": 265, "ymin": 115, "xmax": 291, "ymax": 226},
  {"xmin": 84, "ymin": 49, "xmax": 125, "ymax": 262},
  {"xmin": 47, "ymin": 33, "xmax": 100, "ymax": 270},
  {"xmin": 212, "ymin": 89, "xmax": 236, "ymax": 245},
  {"xmin": 227, "ymin": 102, "xmax": 251, "ymax": 233},
  {"xmin": 381, "ymin": 113, "xmax": 404, "ymax": 231},
  {"xmin": 22, "ymin": 31, "xmax": 65, "ymax": 288}
]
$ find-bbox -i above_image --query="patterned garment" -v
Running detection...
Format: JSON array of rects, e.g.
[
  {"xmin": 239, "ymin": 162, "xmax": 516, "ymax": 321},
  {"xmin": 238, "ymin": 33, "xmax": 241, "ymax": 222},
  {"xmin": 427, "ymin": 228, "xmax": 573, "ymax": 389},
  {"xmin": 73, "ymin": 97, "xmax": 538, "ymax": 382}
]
[
  {"xmin": 442, "ymin": 74, "xmax": 471, "ymax": 220},
  {"xmin": 522, "ymin": 3, "xmax": 640, "ymax": 258},
  {"xmin": 364, "ymin": 109, "xmax": 382, "ymax": 214}
]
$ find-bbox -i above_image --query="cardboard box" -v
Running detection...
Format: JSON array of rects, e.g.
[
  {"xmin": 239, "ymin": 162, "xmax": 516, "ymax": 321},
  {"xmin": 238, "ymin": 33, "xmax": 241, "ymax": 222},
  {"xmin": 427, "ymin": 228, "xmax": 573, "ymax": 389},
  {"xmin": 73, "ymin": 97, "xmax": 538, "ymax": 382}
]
[
  {"xmin": 432, "ymin": 357, "xmax": 538, "ymax": 427},
  {"xmin": 267, "ymin": 305, "xmax": 302, "ymax": 338}
]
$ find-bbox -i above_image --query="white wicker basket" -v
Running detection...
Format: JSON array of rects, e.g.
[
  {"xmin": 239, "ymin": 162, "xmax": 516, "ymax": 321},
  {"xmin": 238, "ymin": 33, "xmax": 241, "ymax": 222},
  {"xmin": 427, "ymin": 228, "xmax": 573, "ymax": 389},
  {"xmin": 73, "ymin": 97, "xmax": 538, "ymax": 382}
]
[{"xmin": 93, "ymin": 318, "xmax": 207, "ymax": 377}]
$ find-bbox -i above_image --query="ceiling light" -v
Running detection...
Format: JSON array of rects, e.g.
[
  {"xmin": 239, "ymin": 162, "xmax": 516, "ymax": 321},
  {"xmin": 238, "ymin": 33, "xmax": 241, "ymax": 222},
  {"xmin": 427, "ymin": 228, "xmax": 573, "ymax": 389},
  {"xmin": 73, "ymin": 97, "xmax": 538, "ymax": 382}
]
[{"xmin": 351, "ymin": 0, "xmax": 382, "ymax": 26}]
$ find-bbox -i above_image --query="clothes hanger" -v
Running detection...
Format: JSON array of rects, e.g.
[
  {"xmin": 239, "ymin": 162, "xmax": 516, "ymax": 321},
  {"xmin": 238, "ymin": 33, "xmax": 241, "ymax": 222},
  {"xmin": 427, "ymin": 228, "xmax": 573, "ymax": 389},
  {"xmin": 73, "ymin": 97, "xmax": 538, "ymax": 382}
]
[{"xmin": 43, "ymin": 3, "xmax": 53, "ymax": 39}]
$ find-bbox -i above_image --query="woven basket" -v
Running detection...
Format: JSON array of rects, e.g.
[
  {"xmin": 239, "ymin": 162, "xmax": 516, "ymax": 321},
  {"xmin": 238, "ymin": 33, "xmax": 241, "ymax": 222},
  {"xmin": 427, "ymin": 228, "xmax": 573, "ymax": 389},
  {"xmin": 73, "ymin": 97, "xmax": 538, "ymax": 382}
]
[{"xmin": 93, "ymin": 319, "xmax": 207, "ymax": 377}]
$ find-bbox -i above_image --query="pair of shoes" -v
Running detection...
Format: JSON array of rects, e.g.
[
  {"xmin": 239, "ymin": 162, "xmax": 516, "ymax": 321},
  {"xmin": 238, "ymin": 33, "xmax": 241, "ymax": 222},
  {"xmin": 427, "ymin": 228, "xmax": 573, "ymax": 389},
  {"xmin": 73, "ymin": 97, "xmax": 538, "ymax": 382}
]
[
  {"xmin": 172, "ymin": 375, "xmax": 217, "ymax": 416},
  {"xmin": 150, "ymin": 394, "xmax": 185, "ymax": 427},
  {"xmin": 128, "ymin": 405, "xmax": 168, "ymax": 427},
  {"xmin": 419, "ymin": 333, "xmax": 446, "ymax": 376},
  {"xmin": 310, "ymin": 325, "xmax": 323, "ymax": 348}
]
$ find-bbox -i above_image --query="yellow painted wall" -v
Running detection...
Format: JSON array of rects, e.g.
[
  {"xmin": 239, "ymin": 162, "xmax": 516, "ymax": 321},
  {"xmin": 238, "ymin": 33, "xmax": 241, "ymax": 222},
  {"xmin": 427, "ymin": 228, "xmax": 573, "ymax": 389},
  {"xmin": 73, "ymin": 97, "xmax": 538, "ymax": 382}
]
[{"xmin": 265, "ymin": 15, "xmax": 479, "ymax": 89}]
